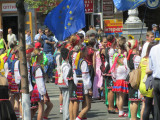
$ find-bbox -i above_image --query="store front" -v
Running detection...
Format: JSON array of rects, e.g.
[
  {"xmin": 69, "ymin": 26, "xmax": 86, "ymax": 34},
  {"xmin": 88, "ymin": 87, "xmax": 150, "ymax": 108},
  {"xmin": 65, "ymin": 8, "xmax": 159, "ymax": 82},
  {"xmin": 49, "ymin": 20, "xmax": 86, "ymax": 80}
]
[{"xmin": 0, "ymin": 1, "xmax": 36, "ymax": 42}]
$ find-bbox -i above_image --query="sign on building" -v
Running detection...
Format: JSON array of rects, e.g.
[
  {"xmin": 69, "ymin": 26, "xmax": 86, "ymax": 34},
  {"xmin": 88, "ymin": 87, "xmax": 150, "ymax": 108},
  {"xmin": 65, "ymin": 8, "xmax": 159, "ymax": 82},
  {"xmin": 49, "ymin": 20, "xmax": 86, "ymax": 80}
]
[
  {"xmin": 2, "ymin": 3, "xmax": 17, "ymax": 12},
  {"xmin": 84, "ymin": 0, "xmax": 93, "ymax": 13},
  {"xmin": 103, "ymin": 0, "xmax": 114, "ymax": 17},
  {"xmin": 104, "ymin": 19, "xmax": 123, "ymax": 35}
]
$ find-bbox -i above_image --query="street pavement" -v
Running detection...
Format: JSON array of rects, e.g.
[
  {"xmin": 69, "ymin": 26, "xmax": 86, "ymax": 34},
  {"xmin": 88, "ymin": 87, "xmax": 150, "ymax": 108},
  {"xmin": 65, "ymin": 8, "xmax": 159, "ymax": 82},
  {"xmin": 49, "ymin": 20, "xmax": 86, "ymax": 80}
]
[{"xmin": 45, "ymin": 83, "xmax": 131, "ymax": 120}]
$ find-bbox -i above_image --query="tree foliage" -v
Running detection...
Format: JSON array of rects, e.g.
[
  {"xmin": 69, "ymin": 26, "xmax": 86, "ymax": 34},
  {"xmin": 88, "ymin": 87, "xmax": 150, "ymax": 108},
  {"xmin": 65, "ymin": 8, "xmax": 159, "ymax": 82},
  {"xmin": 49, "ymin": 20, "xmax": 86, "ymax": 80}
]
[{"xmin": 24, "ymin": 0, "xmax": 62, "ymax": 14}]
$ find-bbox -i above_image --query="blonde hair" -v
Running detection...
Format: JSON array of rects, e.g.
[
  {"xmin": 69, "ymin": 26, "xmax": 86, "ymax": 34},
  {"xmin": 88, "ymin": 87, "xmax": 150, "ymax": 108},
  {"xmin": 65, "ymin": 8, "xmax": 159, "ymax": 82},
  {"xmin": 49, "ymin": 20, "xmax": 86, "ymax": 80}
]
[
  {"xmin": 146, "ymin": 31, "xmax": 154, "ymax": 37},
  {"xmin": 70, "ymin": 35, "xmax": 77, "ymax": 46},
  {"xmin": 31, "ymin": 48, "xmax": 41, "ymax": 57},
  {"xmin": 26, "ymin": 45, "xmax": 33, "ymax": 50}
]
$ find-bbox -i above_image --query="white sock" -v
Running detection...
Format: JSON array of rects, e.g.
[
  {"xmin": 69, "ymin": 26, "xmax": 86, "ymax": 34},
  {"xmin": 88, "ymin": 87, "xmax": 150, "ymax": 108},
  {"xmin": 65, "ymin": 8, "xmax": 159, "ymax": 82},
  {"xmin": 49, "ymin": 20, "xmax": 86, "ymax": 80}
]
[
  {"xmin": 76, "ymin": 116, "xmax": 82, "ymax": 120},
  {"xmin": 119, "ymin": 110, "xmax": 124, "ymax": 115}
]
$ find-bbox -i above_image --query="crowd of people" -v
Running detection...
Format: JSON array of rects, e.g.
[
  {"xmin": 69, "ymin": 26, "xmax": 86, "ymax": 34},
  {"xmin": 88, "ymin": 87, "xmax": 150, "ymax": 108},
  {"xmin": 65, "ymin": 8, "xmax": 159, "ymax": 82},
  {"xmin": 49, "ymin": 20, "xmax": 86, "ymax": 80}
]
[{"xmin": 0, "ymin": 25, "xmax": 159, "ymax": 120}]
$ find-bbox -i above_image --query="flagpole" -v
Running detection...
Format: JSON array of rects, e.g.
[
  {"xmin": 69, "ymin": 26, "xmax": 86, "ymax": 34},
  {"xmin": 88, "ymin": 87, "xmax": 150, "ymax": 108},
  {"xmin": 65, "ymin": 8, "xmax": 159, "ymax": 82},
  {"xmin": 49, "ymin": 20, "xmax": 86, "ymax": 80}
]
[{"xmin": 139, "ymin": 6, "xmax": 147, "ymax": 46}]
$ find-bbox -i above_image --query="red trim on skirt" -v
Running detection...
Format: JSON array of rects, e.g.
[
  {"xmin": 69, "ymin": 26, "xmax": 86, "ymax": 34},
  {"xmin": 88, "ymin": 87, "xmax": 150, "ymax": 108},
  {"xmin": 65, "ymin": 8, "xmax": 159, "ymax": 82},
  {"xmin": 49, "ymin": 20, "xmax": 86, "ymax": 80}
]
[{"xmin": 112, "ymin": 79, "xmax": 128, "ymax": 94}]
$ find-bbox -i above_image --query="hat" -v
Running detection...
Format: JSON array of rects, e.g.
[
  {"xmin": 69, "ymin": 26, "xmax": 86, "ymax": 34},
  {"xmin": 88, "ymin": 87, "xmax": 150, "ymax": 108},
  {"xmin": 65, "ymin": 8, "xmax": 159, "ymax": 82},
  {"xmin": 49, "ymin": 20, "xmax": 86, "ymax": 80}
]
[
  {"xmin": 0, "ymin": 29, "xmax": 3, "ymax": 32},
  {"xmin": 35, "ymin": 42, "xmax": 41, "ymax": 49},
  {"xmin": 152, "ymin": 24, "xmax": 158, "ymax": 28}
]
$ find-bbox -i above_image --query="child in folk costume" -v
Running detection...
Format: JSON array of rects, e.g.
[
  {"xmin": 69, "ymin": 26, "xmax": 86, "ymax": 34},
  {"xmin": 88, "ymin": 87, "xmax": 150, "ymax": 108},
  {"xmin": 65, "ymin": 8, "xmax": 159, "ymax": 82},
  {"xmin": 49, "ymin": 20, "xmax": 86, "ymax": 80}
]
[
  {"xmin": 126, "ymin": 35, "xmax": 141, "ymax": 120},
  {"xmin": 74, "ymin": 46, "xmax": 92, "ymax": 120},
  {"xmin": 8, "ymin": 45, "xmax": 21, "ymax": 118},
  {"xmin": 103, "ymin": 35, "xmax": 118, "ymax": 113},
  {"xmin": 67, "ymin": 35, "xmax": 82, "ymax": 120},
  {"xmin": 14, "ymin": 45, "xmax": 34, "ymax": 118},
  {"xmin": 60, "ymin": 48, "xmax": 71, "ymax": 120},
  {"xmin": 93, "ymin": 43, "xmax": 103, "ymax": 99},
  {"xmin": 84, "ymin": 38, "xmax": 96, "ymax": 90},
  {"xmin": 30, "ymin": 48, "xmax": 48, "ymax": 120},
  {"xmin": 109, "ymin": 53, "xmax": 129, "ymax": 117},
  {"xmin": 54, "ymin": 42, "xmax": 63, "ymax": 113}
]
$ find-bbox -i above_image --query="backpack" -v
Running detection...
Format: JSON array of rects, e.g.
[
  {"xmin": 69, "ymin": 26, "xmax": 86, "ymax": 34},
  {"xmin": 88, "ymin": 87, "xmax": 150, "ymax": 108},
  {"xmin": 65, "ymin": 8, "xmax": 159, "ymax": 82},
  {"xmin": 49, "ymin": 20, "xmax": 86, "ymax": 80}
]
[
  {"xmin": 129, "ymin": 65, "xmax": 141, "ymax": 89},
  {"xmin": 128, "ymin": 55, "xmax": 141, "ymax": 89}
]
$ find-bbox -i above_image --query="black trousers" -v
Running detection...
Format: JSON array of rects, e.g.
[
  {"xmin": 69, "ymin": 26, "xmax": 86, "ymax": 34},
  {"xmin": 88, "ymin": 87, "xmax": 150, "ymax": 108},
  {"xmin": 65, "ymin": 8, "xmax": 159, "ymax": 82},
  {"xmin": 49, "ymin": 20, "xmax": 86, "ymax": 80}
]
[
  {"xmin": 153, "ymin": 79, "xmax": 160, "ymax": 120},
  {"xmin": 143, "ymin": 97, "xmax": 154, "ymax": 120}
]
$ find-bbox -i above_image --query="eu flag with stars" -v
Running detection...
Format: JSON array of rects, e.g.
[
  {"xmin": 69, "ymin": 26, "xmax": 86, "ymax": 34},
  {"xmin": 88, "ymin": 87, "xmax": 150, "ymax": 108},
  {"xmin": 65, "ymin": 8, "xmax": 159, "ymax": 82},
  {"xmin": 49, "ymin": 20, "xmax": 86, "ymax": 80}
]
[
  {"xmin": 44, "ymin": 0, "xmax": 86, "ymax": 41},
  {"xmin": 113, "ymin": 0, "xmax": 146, "ymax": 11}
]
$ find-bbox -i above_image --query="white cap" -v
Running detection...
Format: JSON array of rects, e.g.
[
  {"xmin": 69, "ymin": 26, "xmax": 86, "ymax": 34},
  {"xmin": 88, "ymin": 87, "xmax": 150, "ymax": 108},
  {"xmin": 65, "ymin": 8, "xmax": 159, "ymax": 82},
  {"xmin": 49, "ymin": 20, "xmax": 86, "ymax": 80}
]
[{"xmin": 0, "ymin": 29, "xmax": 3, "ymax": 32}]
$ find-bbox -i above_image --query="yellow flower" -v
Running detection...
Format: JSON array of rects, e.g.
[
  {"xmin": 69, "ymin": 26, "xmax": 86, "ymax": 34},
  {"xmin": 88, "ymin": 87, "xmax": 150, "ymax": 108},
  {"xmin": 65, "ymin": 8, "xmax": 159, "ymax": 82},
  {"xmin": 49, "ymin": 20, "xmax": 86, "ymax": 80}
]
[{"xmin": 128, "ymin": 34, "xmax": 134, "ymax": 39}]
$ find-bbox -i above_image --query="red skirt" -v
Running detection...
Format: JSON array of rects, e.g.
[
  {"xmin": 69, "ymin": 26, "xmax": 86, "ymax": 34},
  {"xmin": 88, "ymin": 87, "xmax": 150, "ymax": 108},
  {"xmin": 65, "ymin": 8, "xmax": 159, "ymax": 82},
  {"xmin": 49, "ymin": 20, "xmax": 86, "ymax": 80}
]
[
  {"xmin": 112, "ymin": 79, "xmax": 128, "ymax": 94},
  {"xmin": 31, "ymin": 84, "xmax": 50, "ymax": 103},
  {"xmin": 55, "ymin": 70, "xmax": 58, "ymax": 85},
  {"xmin": 10, "ymin": 78, "xmax": 19, "ymax": 93},
  {"xmin": 76, "ymin": 81, "xmax": 84, "ymax": 102},
  {"xmin": 7, "ymin": 72, "xmax": 13, "ymax": 90}
]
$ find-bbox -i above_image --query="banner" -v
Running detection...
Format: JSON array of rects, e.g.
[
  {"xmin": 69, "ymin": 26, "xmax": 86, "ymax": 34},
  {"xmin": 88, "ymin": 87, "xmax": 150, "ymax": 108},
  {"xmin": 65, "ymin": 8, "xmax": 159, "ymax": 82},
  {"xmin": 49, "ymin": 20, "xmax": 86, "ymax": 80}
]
[
  {"xmin": 104, "ymin": 19, "xmax": 123, "ymax": 35},
  {"xmin": 84, "ymin": 0, "xmax": 93, "ymax": 13},
  {"xmin": 113, "ymin": 0, "xmax": 146, "ymax": 11}
]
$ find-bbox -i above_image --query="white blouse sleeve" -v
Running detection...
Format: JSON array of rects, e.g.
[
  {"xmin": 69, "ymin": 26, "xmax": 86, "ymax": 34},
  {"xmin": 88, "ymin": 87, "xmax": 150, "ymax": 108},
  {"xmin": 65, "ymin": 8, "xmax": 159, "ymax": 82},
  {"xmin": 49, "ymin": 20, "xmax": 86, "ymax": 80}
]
[
  {"xmin": 56, "ymin": 54, "xmax": 61, "ymax": 74},
  {"xmin": 27, "ymin": 63, "xmax": 33, "ymax": 92},
  {"xmin": 81, "ymin": 61, "xmax": 92, "ymax": 91},
  {"xmin": 35, "ymin": 68, "xmax": 46, "ymax": 95},
  {"xmin": 123, "ymin": 58, "xmax": 130, "ymax": 75},
  {"xmin": 4, "ymin": 62, "xmax": 9, "ymax": 78},
  {"xmin": 14, "ymin": 60, "xmax": 21, "ymax": 84},
  {"xmin": 62, "ymin": 64, "xmax": 70, "ymax": 86}
]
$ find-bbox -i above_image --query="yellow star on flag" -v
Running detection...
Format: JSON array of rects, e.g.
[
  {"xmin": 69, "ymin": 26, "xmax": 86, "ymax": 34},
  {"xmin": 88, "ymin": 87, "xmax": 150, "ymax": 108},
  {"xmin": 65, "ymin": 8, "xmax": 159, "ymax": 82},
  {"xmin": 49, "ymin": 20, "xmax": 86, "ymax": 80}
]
[
  {"xmin": 69, "ymin": 11, "xmax": 72, "ymax": 14},
  {"xmin": 70, "ymin": 17, "xmax": 73, "ymax": 20},
  {"xmin": 67, "ymin": 5, "xmax": 70, "ymax": 9},
  {"xmin": 65, "ymin": 26, "xmax": 67, "ymax": 29},
  {"xmin": 68, "ymin": 23, "xmax": 71, "ymax": 26}
]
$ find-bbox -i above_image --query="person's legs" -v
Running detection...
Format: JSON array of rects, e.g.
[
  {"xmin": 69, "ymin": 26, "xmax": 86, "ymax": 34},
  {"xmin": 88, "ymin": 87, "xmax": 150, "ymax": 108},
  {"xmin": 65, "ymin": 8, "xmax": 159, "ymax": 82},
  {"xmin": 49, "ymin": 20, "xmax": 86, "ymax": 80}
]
[
  {"xmin": 153, "ymin": 79, "xmax": 160, "ymax": 120},
  {"xmin": 59, "ymin": 89, "xmax": 63, "ymax": 113},
  {"xmin": 141, "ymin": 100, "xmax": 145, "ymax": 120},
  {"xmin": 37, "ymin": 101, "xmax": 44, "ymax": 120},
  {"xmin": 143, "ymin": 97, "xmax": 153, "ymax": 120},
  {"xmin": 73, "ymin": 101, "xmax": 80, "ymax": 119},
  {"xmin": 118, "ymin": 93, "xmax": 125, "ymax": 111},
  {"xmin": 77, "ymin": 95, "xmax": 91, "ymax": 119},
  {"xmin": 14, "ymin": 94, "xmax": 20, "ymax": 118},
  {"xmin": 43, "ymin": 101, "xmax": 53, "ymax": 118},
  {"xmin": 130, "ymin": 101, "xmax": 138, "ymax": 120},
  {"xmin": 31, "ymin": 108, "xmax": 38, "ymax": 120},
  {"xmin": 62, "ymin": 88, "xmax": 70, "ymax": 120},
  {"xmin": 116, "ymin": 93, "xmax": 119, "ymax": 109},
  {"xmin": 69, "ymin": 101, "xmax": 74, "ymax": 120},
  {"xmin": 108, "ymin": 90, "xmax": 114, "ymax": 110}
]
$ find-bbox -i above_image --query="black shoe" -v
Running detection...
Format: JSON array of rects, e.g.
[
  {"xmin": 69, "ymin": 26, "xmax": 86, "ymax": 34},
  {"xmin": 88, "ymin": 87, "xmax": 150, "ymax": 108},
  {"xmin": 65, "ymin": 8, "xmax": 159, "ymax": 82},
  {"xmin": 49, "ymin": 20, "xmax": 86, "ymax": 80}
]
[{"xmin": 108, "ymin": 109, "xmax": 116, "ymax": 114}]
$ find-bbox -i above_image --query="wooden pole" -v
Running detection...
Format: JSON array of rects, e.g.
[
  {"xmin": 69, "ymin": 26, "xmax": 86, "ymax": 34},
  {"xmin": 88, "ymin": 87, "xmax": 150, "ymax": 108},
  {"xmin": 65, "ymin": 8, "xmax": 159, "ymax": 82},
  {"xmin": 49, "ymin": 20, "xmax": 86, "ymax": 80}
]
[{"xmin": 16, "ymin": 0, "xmax": 31, "ymax": 119}]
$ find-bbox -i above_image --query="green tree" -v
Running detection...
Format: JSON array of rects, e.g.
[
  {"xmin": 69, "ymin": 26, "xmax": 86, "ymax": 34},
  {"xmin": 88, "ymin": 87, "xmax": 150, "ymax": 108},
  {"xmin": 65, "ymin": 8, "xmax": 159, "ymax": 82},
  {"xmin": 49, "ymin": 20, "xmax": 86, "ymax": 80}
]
[{"xmin": 25, "ymin": 0, "xmax": 62, "ymax": 14}]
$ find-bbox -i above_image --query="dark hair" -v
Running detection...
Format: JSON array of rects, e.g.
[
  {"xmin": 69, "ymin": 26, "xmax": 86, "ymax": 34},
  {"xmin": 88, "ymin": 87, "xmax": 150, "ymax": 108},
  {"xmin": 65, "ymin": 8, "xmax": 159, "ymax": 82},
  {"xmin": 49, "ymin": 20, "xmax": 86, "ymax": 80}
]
[
  {"xmin": 80, "ymin": 46, "xmax": 87, "ymax": 58},
  {"xmin": 77, "ymin": 33, "xmax": 84, "ymax": 40},
  {"xmin": 61, "ymin": 48, "xmax": 69, "ymax": 60},
  {"xmin": 107, "ymin": 35, "xmax": 114, "ymax": 42},
  {"xmin": 45, "ymin": 28, "xmax": 50, "ymax": 32},
  {"xmin": 114, "ymin": 33, "xmax": 119, "ymax": 38},
  {"xmin": 145, "ymin": 42, "xmax": 156, "ymax": 58},
  {"xmin": 89, "ymin": 25, "xmax": 93, "ymax": 29},
  {"xmin": 10, "ymin": 41, "xmax": 17, "ymax": 48},
  {"xmin": 100, "ymin": 36, "xmax": 107, "ymax": 43},
  {"xmin": 118, "ymin": 36, "xmax": 126, "ymax": 50},
  {"xmin": 88, "ymin": 37, "xmax": 96, "ymax": 47}
]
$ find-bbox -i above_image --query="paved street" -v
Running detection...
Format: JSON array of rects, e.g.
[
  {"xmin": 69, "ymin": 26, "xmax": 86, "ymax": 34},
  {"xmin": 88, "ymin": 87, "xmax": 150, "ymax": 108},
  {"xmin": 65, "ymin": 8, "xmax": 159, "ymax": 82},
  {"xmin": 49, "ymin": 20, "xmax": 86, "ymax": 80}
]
[{"xmin": 45, "ymin": 83, "xmax": 131, "ymax": 120}]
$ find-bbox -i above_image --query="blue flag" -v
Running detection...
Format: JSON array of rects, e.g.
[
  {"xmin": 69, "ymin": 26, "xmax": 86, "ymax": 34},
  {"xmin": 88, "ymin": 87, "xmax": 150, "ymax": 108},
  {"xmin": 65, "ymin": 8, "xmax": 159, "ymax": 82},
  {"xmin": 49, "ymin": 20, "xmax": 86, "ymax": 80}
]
[
  {"xmin": 44, "ymin": 0, "xmax": 86, "ymax": 41},
  {"xmin": 113, "ymin": 0, "xmax": 146, "ymax": 11}
]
